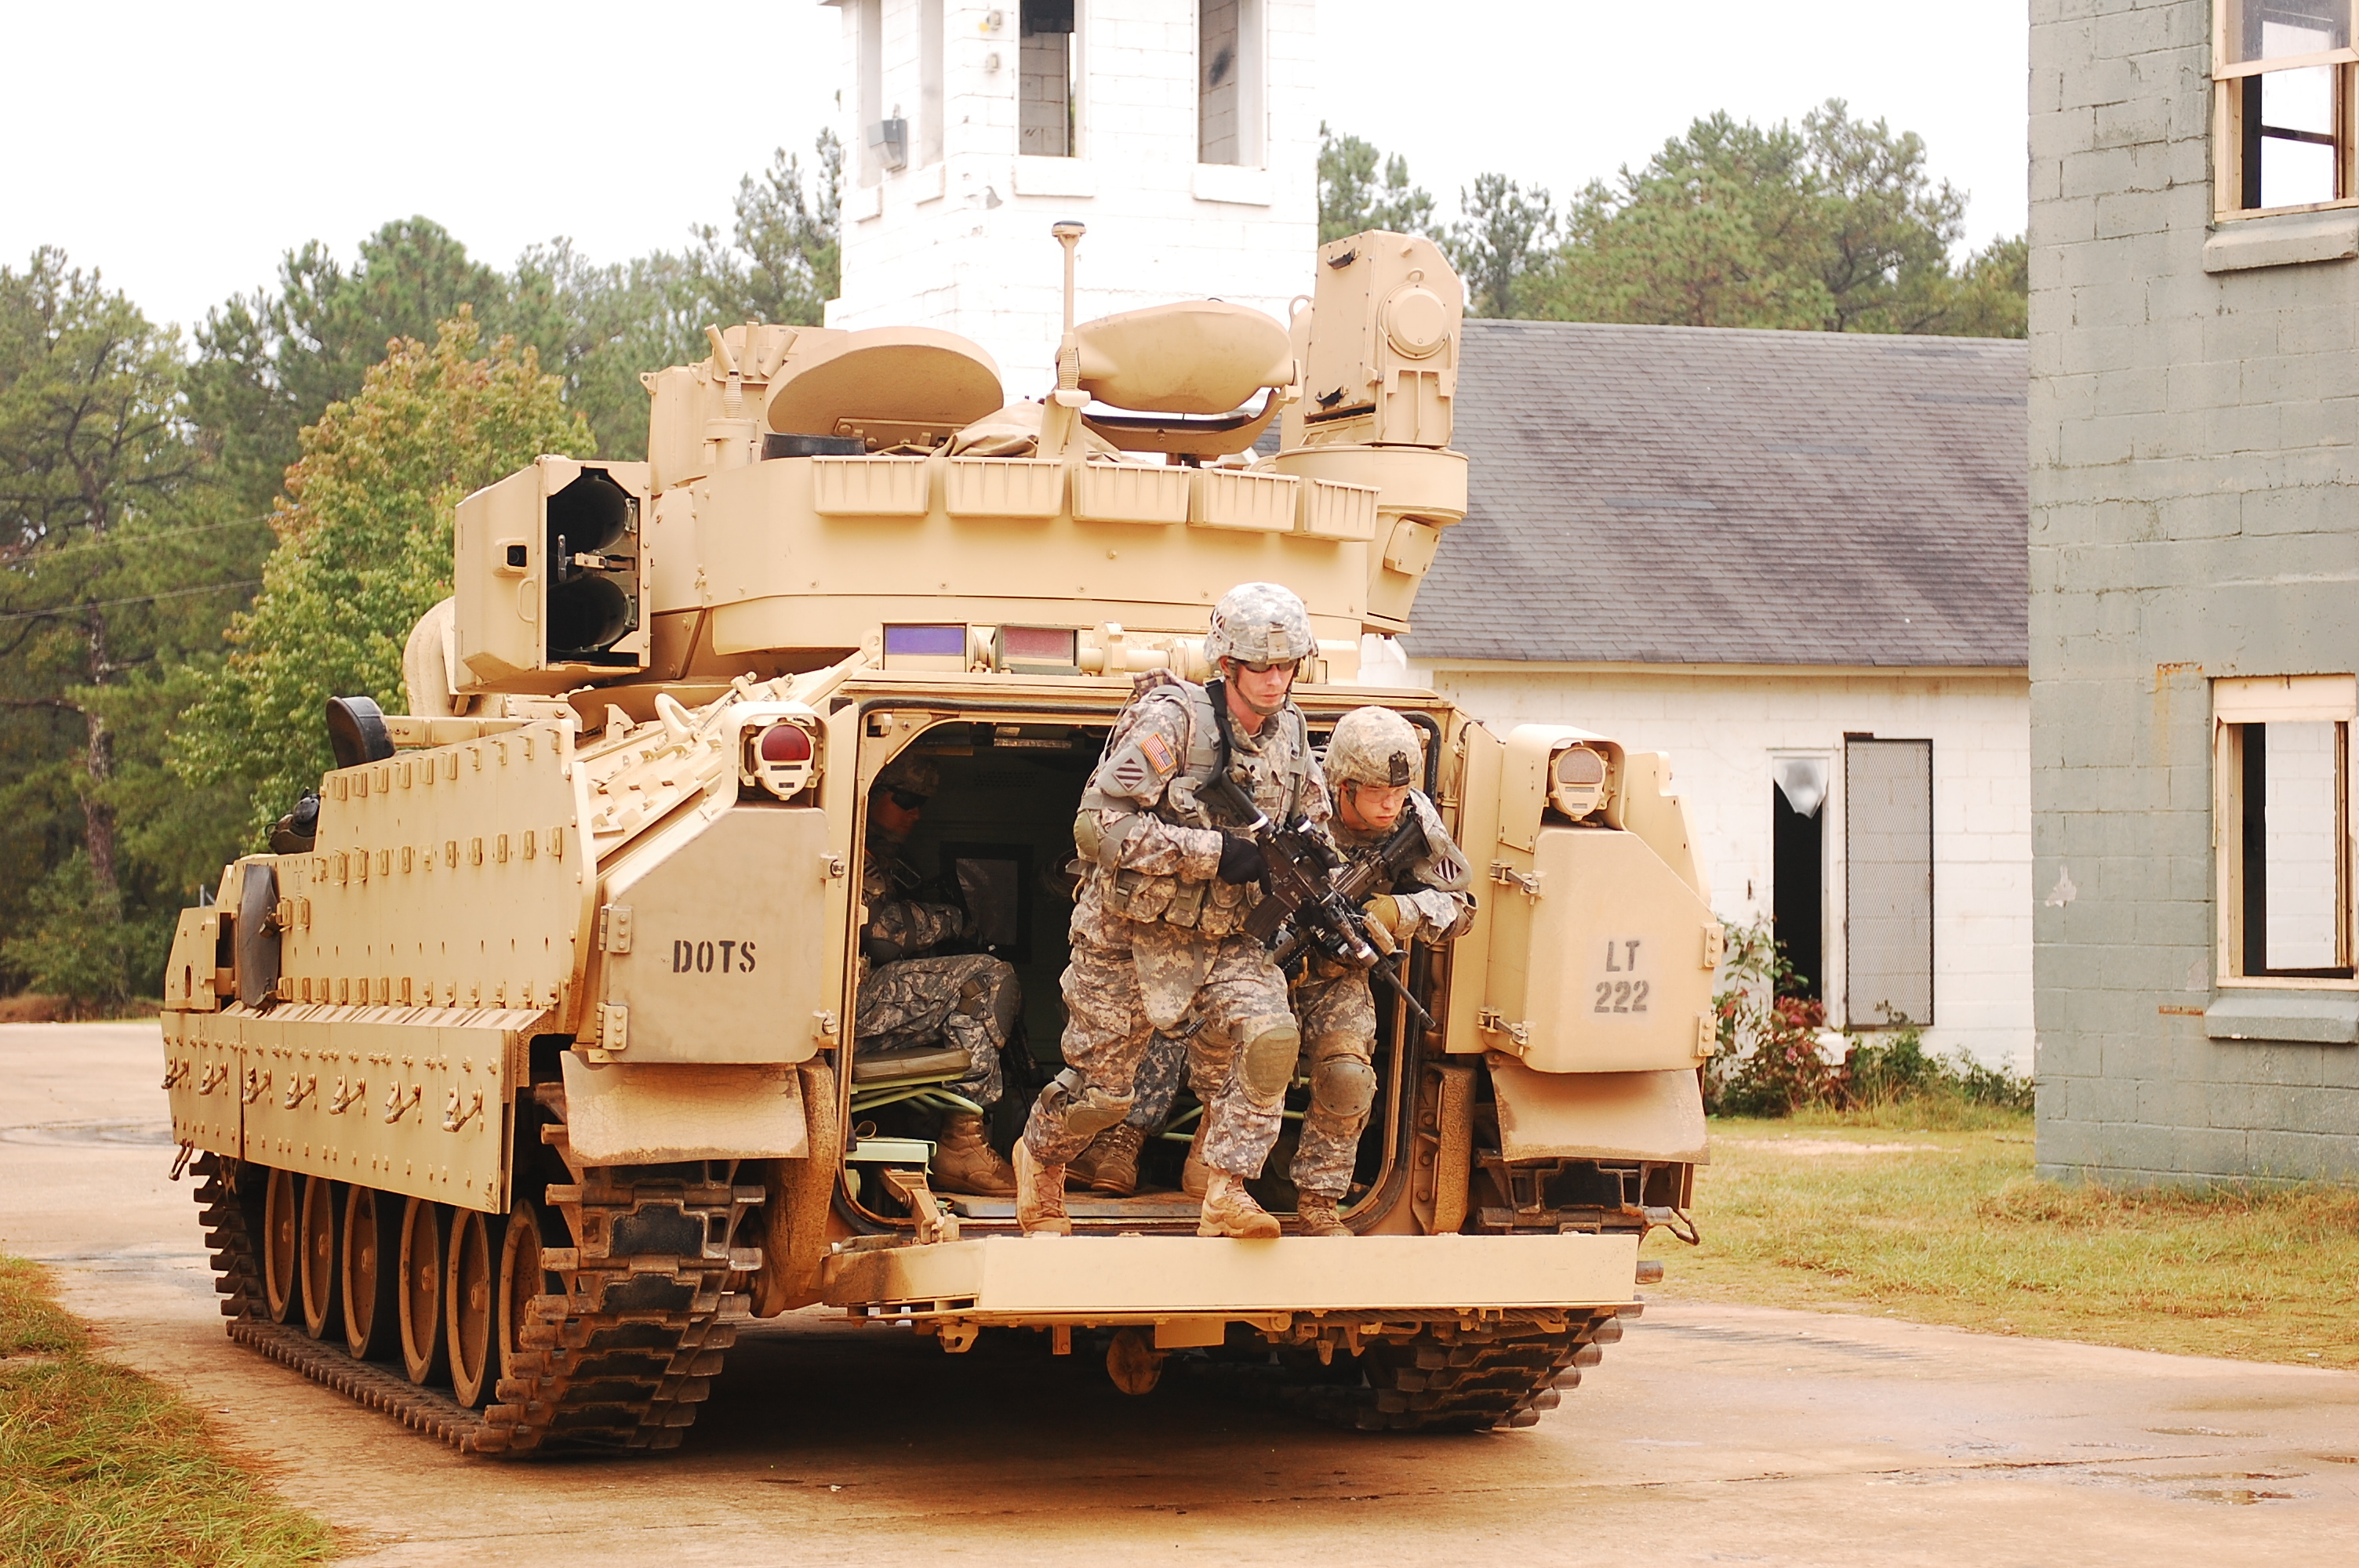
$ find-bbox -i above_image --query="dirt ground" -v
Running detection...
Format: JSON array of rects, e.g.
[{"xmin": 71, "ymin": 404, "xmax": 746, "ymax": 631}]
[{"xmin": 4, "ymin": 1020, "xmax": 2354, "ymax": 1566}]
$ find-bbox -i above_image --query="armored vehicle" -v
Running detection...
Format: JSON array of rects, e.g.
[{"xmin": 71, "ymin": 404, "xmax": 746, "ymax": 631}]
[{"xmin": 160, "ymin": 228, "xmax": 1712, "ymax": 1454}]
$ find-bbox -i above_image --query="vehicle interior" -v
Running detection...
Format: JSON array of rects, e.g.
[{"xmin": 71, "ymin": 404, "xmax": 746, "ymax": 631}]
[{"xmin": 838, "ymin": 700, "xmax": 1445, "ymax": 1236}]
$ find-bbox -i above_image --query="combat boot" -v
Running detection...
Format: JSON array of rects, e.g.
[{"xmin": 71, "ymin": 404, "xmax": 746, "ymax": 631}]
[
  {"xmin": 1296, "ymin": 1191, "xmax": 1350, "ymax": 1237},
  {"xmin": 1181, "ymin": 1120, "xmax": 1210, "ymax": 1199},
  {"xmin": 1197, "ymin": 1171, "xmax": 1281, "ymax": 1240},
  {"xmin": 1085, "ymin": 1123, "xmax": 1147, "ymax": 1196},
  {"xmin": 931, "ymin": 1111, "xmax": 1016, "ymax": 1196},
  {"xmin": 1013, "ymin": 1141, "xmax": 1072, "ymax": 1235}
]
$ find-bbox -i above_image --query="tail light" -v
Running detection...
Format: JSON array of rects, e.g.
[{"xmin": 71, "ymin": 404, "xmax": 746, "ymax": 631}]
[{"xmin": 740, "ymin": 713, "xmax": 821, "ymax": 800}]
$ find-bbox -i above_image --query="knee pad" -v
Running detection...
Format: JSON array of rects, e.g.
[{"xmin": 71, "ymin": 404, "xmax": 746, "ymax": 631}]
[
  {"xmin": 1310, "ymin": 1054, "xmax": 1376, "ymax": 1120},
  {"xmin": 1238, "ymin": 1019, "xmax": 1302, "ymax": 1106},
  {"xmin": 1042, "ymin": 1067, "xmax": 1132, "ymax": 1138}
]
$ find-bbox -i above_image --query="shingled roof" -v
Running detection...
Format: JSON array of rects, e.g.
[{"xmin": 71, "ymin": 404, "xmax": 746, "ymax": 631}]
[{"xmin": 1401, "ymin": 321, "xmax": 2028, "ymax": 667}]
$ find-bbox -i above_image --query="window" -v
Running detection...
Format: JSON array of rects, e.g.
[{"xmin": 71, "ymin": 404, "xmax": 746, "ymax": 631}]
[
  {"xmin": 920, "ymin": 0, "xmax": 945, "ymax": 167},
  {"xmin": 2215, "ymin": 1, "xmax": 2357, "ymax": 215},
  {"xmin": 1020, "ymin": 0, "xmax": 1077, "ymax": 158},
  {"xmin": 2214, "ymin": 676, "xmax": 2357, "ymax": 982},
  {"xmin": 1198, "ymin": 0, "xmax": 1264, "ymax": 167},
  {"xmin": 1845, "ymin": 738, "xmax": 1933, "ymax": 1027},
  {"xmin": 1772, "ymin": 757, "xmax": 1830, "ymax": 1003},
  {"xmin": 856, "ymin": 0, "xmax": 885, "ymax": 187}
]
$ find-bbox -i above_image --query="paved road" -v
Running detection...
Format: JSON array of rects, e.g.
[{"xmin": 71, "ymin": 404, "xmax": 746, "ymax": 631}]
[{"xmin": 3, "ymin": 1021, "xmax": 2354, "ymax": 1566}]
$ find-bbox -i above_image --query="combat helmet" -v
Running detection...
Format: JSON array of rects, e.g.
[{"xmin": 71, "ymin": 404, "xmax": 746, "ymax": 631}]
[
  {"xmin": 874, "ymin": 753, "xmax": 940, "ymax": 800},
  {"xmin": 1206, "ymin": 581, "xmax": 1314, "ymax": 667},
  {"xmin": 1326, "ymin": 706, "xmax": 1422, "ymax": 789}
]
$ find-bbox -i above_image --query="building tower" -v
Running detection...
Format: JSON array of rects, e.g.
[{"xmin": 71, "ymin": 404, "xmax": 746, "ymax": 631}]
[{"xmin": 823, "ymin": 0, "xmax": 1318, "ymax": 397}]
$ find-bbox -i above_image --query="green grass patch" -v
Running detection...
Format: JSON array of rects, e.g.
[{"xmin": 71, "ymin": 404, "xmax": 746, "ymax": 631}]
[
  {"xmin": 1644, "ymin": 1115, "xmax": 2359, "ymax": 1370},
  {"xmin": 0, "ymin": 1254, "xmax": 336, "ymax": 1566}
]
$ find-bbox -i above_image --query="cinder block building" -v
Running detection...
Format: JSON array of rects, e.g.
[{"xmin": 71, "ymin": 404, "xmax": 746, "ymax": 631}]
[
  {"xmin": 2030, "ymin": 0, "xmax": 2359, "ymax": 1182},
  {"xmin": 1406, "ymin": 321, "xmax": 2034, "ymax": 1072}
]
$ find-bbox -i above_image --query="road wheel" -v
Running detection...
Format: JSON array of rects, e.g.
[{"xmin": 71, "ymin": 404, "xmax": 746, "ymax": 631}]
[
  {"xmin": 445, "ymin": 1207, "xmax": 505, "ymax": 1407},
  {"xmin": 496, "ymin": 1194, "xmax": 558, "ymax": 1385},
  {"xmin": 260, "ymin": 1166, "xmax": 300, "ymax": 1324},
  {"xmin": 398, "ymin": 1197, "xmax": 450, "ymax": 1386},
  {"xmin": 342, "ymin": 1184, "xmax": 403, "ymax": 1359},
  {"xmin": 298, "ymin": 1177, "xmax": 343, "ymax": 1341}
]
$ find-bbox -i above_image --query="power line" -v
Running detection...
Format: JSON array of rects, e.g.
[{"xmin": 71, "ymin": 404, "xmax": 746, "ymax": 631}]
[
  {"xmin": 2, "ymin": 514, "xmax": 274, "ymax": 566},
  {"xmin": 0, "ymin": 579, "xmax": 262, "ymax": 627}
]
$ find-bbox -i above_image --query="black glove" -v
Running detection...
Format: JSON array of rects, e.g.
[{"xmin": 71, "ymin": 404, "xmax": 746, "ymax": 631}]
[{"xmin": 1216, "ymin": 830, "xmax": 1267, "ymax": 885}]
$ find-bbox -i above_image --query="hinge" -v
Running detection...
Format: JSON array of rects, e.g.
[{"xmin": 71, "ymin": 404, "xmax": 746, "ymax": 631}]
[
  {"xmin": 1477, "ymin": 1007, "xmax": 1532, "ymax": 1052},
  {"xmin": 1694, "ymin": 1013, "xmax": 1717, "ymax": 1060},
  {"xmin": 598, "ymin": 903, "xmax": 633, "ymax": 953},
  {"xmin": 813, "ymin": 1009, "xmax": 840, "ymax": 1040},
  {"xmin": 1488, "ymin": 862, "xmax": 1543, "ymax": 898},
  {"xmin": 598, "ymin": 1002, "xmax": 629, "ymax": 1053},
  {"xmin": 1702, "ymin": 923, "xmax": 1726, "ymax": 969}
]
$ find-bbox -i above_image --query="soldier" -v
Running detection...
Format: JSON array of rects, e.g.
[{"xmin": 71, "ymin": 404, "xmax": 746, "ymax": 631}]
[
  {"xmin": 1016, "ymin": 581, "xmax": 1331, "ymax": 1239},
  {"xmin": 1288, "ymin": 706, "xmax": 1474, "ymax": 1235},
  {"xmin": 856, "ymin": 754, "xmax": 1021, "ymax": 1196}
]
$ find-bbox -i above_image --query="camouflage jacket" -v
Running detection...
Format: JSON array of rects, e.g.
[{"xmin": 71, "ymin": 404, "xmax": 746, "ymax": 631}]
[
  {"xmin": 1332, "ymin": 789, "xmax": 1475, "ymax": 944},
  {"xmin": 860, "ymin": 825, "xmax": 967, "ymax": 964},
  {"xmin": 1070, "ymin": 674, "xmax": 1332, "ymax": 938}
]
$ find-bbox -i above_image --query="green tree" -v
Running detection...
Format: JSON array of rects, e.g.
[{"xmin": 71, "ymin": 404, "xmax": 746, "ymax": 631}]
[
  {"xmin": 1528, "ymin": 101, "xmax": 2027, "ymax": 338},
  {"xmin": 189, "ymin": 218, "xmax": 510, "ymax": 523},
  {"xmin": 1317, "ymin": 124, "xmax": 1440, "ymax": 243},
  {"xmin": 693, "ymin": 131, "xmax": 845, "ymax": 329},
  {"xmin": 504, "ymin": 241, "xmax": 713, "ymax": 462},
  {"xmin": 1445, "ymin": 173, "xmax": 1558, "ymax": 318},
  {"xmin": 173, "ymin": 313, "xmax": 589, "ymax": 836},
  {"xmin": 0, "ymin": 249, "xmax": 260, "ymax": 1001}
]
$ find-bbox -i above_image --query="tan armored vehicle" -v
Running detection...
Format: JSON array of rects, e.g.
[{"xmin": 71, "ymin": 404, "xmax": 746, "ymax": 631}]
[{"xmin": 160, "ymin": 228, "xmax": 1712, "ymax": 1454}]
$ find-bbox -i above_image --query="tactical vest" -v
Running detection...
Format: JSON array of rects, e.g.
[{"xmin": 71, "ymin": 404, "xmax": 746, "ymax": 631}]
[{"xmin": 1074, "ymin": 678, "xmax": 1310, "ymax": 935}]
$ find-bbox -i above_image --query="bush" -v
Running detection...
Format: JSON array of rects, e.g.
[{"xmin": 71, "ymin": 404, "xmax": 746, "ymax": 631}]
[{"xmin": 1708, "ymin": 916, "xmax": 2034, "ymax": 1117}]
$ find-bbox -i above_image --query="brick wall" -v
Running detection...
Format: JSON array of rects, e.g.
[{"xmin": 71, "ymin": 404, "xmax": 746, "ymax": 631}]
[
  {"xmin": 1411, "ymin": 665, "xmax": 2034, "ymax": 1073},
  {"xmin": 2030, "ymin": 0, "xmax": 2359, "ymax": 1184}
]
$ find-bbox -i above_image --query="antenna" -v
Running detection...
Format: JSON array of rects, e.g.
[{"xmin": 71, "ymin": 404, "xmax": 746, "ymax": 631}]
[{"xmin": 1052, "ymin": 220, "xmax": 1085, "ymax": 336}]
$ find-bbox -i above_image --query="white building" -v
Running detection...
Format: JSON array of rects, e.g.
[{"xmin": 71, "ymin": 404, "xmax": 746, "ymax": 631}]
[
  {"xmin": 823, "ymin": 0, "xmax": 1318, "ymax": 395},
  {"xmin": 1406, "ymin": 321, "xmax": 2034, "ymax": 1072}
]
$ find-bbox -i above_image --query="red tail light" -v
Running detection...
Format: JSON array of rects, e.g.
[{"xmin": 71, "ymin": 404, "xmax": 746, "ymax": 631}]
[{"xmin": 758, "ymin": 724, "xmax": 813, "ymax": 764}]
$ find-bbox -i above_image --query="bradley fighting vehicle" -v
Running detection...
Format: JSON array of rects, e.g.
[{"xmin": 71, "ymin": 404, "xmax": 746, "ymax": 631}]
[{"xmin": 159, "ymin": 227, "xmax": 1714, "ymax": 1454}]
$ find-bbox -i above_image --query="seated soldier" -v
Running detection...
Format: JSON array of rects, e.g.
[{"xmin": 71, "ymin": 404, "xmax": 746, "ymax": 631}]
[{"xmin": 856, "ymin": 756, "xmax": 1021, "ymax": 1196}]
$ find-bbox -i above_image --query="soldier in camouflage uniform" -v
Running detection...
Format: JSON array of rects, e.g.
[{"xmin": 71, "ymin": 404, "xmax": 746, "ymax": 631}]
[
  {"xmin": 1016, "ymin": 582, "xmax": 1332, "ymax": 1239},
  {"xmin": 1286, "ymin": 706, "xmax": 1474, "ymax": 1234},
  {"xmin": 856, "ymin": 754, "xmax": 1021, "ymax": 1196}
]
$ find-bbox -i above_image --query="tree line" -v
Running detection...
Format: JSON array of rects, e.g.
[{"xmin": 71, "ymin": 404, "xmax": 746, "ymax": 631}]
[
  {"xmin": 2, "ymin": 102, "xmax": 2025, "ymax": 1009},
  {"xmin": 0, "ymin": 138, "xmax": 839, "ymax": 1009},
  {"xmin": 1322, "ymin": 100, "xmax": 2026, "ymax": 337}
]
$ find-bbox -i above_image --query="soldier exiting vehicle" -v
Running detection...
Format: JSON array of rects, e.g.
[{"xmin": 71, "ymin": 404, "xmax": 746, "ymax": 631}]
[
  {"xmin": 1017, "ymin": 582, "xmax": 1332, "ymax": 1239},
  {"xmin": 1287, "ymin": 706, "xmax": 1474, "ymax": 1236},
  {"xmin": 856, "ymin": 755, "xmax": 1022, "ymax": 1196}
]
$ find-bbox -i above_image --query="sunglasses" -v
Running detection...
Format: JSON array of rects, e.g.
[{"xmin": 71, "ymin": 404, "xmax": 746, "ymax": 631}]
[{"xmin": 886, "ymin": 788, "xmax": 929, "ymax": 811}]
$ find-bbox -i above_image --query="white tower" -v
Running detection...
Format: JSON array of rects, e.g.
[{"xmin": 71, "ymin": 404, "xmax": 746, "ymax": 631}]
[{"xmin": 823, "ymin": 0, "xmax": 1318, "ymax": 398}]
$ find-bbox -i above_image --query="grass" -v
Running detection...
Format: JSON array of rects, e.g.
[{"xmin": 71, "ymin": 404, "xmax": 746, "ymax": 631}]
[
  {"xmin": 0, "ymin": 1255, "xmax": 336, "ymax": 1566},
  {"xmin": 1641, "ymin": 1109, "xmax": 2359, "ymax": 1370}
]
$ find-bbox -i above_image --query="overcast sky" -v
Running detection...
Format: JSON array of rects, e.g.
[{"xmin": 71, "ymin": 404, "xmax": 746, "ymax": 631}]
[{"xmin": 1, "ymin": 1, "xmax": 2027, "ymax": 336}]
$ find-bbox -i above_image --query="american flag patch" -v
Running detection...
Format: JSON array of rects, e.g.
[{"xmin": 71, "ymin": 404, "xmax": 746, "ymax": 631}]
[{"xmin": 1139, "ymin": 732, "xmax": 1177, "ymax": 776}]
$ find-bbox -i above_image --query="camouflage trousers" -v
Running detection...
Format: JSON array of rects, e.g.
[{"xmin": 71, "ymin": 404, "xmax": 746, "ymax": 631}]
[
  {"xmin": 1124, "ymin": 1028, "xmax": 1190, "ymax": 1131},
  {"xmin": 1024, "ymin": 916, "xmax": 1292, "ymax": 1171},
  {"xmin": 854, "ymin": 953, "xmax": 1018, "ymax": 1108},
  {"xmin": 1286, "ymin": 963, "xmax": 1380, "ymax": 1199}
]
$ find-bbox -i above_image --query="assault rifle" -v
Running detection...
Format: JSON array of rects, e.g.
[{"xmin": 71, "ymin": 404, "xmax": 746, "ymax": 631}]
[{"xmin": 1202, "ymin": 768, "xmax": 1435, "ymax": 1033}]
